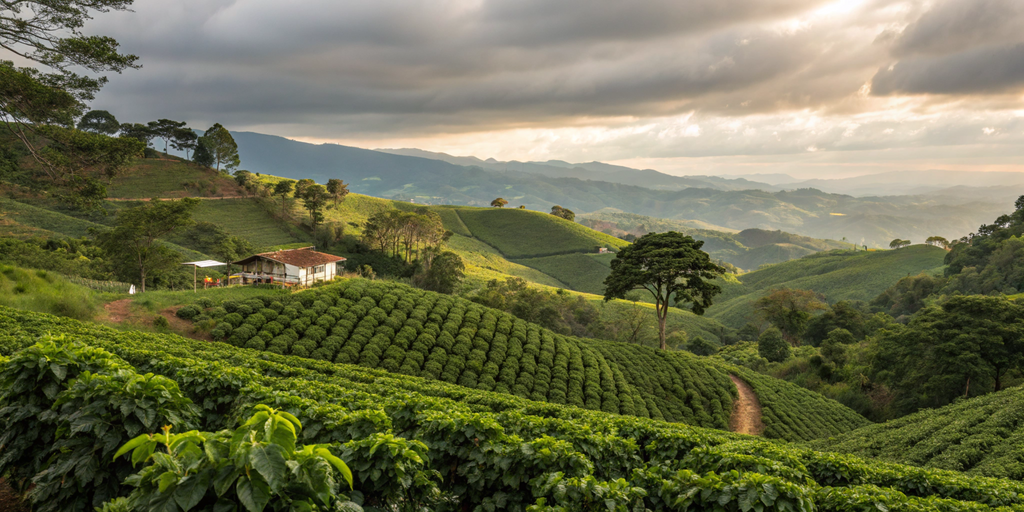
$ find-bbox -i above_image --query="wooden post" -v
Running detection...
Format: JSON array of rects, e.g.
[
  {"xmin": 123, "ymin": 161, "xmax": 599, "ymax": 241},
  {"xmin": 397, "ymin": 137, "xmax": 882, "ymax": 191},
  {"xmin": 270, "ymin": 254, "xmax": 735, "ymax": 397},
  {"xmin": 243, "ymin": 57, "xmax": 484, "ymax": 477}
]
[{"xmin": 193, "ymin": 264, "xmax": 197, "ymax": 293}]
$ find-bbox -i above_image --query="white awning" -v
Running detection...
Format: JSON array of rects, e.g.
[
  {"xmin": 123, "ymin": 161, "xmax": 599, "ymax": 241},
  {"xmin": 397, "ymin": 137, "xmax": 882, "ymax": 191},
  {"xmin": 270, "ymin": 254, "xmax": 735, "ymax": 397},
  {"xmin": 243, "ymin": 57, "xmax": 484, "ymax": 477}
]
[{"xmin": 182, "ymin": 260, "xmax": 226, "ymax": 268}]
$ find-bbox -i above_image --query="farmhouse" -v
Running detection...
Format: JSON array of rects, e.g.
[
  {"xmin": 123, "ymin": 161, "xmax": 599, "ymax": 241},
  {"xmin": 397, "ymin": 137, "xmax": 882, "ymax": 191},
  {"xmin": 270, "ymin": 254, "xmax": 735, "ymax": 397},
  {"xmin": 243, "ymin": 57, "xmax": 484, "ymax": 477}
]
[{"xmin": 231, "ymin": 247, "xmax": 346, "ymax": 286}]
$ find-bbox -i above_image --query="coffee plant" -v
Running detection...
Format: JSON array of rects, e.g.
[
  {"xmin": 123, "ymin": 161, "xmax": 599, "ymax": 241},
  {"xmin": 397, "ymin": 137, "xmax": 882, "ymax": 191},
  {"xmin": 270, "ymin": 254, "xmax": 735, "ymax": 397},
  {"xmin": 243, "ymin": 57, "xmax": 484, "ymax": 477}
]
[
  {"xmin": 182, "ymin": 279, "xmax": 867, "ymax": 440},
  {"xmin": 2, "ymin": 306, "xmax": 1023, "ymax": 511}
]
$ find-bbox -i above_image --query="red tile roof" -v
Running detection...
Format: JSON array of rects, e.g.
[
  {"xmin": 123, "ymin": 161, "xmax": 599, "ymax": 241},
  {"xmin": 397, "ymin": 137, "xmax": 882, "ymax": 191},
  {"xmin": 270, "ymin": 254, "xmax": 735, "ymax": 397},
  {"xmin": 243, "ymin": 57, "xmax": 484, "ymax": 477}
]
[{"xmin": 233, "ymin": 247, "xmax": 346, "ymax": 268}]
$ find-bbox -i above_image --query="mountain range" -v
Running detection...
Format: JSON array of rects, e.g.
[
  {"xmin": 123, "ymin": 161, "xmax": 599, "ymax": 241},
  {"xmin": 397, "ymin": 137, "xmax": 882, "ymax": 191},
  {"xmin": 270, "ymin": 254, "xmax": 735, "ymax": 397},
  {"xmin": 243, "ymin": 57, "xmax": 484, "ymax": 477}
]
[{"xmin": 229, "ymin": 131, "xmax": 1023, "ymax": 247}]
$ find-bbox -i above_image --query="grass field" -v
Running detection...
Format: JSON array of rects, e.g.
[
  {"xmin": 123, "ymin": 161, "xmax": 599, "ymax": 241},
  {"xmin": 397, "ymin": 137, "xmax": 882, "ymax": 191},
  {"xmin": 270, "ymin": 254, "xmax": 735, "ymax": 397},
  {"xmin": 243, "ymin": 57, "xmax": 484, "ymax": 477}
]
[
  {"xmin": 513, "ymin": 252, "xmax": 615, "ymax": 294},
  {"xmin": 0, "ymin": 198, "xmax": 106, "ymax": 238},
  {"xmin": 192, "ymin": 199, "xmax": 306, "ymax": 248},
  {"xmin": 456, "ymin": 207, "xmax": 628, "ymax": 258},
  {"xmin": 0, "ymin": 264, "xmax": 109, "ymax": 320},
  {"xmin": 707, "ymin": 245, "xmax": 948, "ymax": 327},
  {"xmin": 447, "ymin": 234, "xmax": 565, "ymax": 288},
  {"xmin": 106, "ymin": 158, "xmax": 244, "ymax": 199}
]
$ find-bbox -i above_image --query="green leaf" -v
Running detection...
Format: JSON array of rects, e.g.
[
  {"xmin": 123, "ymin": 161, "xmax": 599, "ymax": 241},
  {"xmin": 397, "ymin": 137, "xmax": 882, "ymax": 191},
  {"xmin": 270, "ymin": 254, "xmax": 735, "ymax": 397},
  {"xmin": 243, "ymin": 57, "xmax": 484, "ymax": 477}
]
[
  {"xmin": 213, "ymin": 466, "xmax": 240, "ymax": 497},
  {"xmin": 236, "ymin": 476, "xmax": 271, "ymax": 512},
  {"xmin": 113, "ymin": 434, "xmax": 151, "ymax": 460},
  {"xmin": 269, "ymin": 417, "xmax": 297, "ymax": 456},
  {"xmin": 316, "ymin": 447, "xmax": 353, "ymax": 490},
  {"xmin": 250, "ymin": 444, "xmax": 288, "ymax": 492},
  {"xmin": 158, "ymin": 470, "xmax": 179, "ymax": 493},
  {"xmin": 277, "ymin": 410, "xmax": 302, "ymax": 433},
  {"xmin": 173, "ymin": 470, "xmax": 212, "ymax": 511}
]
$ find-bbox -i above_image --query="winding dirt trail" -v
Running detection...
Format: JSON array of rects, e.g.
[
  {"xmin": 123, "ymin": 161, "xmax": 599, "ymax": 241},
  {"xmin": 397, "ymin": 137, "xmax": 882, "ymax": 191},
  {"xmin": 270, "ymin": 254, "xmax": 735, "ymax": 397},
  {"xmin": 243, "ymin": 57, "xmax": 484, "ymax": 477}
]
[{"xmin": 729, "ymin": 375, "xmax": 765, "ymax": 436}]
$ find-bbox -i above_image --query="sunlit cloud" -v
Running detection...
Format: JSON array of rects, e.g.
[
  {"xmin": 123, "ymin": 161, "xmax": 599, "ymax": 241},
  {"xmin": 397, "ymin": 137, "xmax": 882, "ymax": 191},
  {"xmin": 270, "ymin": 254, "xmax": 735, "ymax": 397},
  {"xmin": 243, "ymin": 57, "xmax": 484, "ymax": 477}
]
[{"xmin": 81, "ymin": 0, "xmax": 1024, "ymax": 177}]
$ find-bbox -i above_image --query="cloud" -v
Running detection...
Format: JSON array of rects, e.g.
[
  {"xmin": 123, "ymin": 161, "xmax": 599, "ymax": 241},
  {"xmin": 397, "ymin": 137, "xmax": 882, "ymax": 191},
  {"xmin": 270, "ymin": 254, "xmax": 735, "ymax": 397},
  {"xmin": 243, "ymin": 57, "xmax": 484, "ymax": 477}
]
[
  {"xmin": 872, "ymin": 43, "xmax": 1024, "ymax": 95},
  {"xmin": 71, "ymin": 0, "xmax": 1024, "ymax": 172},
  {"xmin": 871, "ymin": 0, "xmax": 1024, "ymax": 95}
]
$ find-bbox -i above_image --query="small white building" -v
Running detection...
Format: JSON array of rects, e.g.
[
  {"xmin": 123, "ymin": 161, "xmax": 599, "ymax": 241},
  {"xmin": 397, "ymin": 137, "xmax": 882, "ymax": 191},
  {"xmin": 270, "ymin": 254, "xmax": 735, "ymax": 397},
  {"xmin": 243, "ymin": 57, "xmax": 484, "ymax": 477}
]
[{"xmin": 232, "ymin": 247, "xmax": 346, "ymax": 286}]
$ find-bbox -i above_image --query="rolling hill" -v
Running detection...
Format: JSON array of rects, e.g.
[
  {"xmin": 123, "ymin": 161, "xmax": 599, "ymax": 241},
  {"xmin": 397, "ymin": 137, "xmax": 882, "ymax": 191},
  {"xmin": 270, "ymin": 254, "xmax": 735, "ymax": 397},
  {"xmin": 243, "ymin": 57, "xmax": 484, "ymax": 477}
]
[
  {"xmin": 3, "ymin": 305, "xmax": 1022, "ymax": 512},
  {"xmin": 706, "ymin": 245, "xmax": 948, "ymax": 328},
  {"xmin": 806, "ymin": 384, "xmax": 1024, "ymax": 479},
  {"xmin": 179, "ymin": 278, "xmax": 869, "ymax": 440},
  {"xmin": 579, "ymin": 209, "xmax": 851, "ymax": 272}
]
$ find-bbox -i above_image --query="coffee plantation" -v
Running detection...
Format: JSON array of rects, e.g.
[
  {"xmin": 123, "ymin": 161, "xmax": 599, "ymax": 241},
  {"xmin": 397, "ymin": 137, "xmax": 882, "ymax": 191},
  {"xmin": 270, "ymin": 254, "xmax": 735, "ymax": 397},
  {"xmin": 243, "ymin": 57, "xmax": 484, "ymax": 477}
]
[
  {"xmin": 2, "ymin": 306, "xmax": 1024, "ymax": 511},
  {"xmin": 181, "ymin": 279, "xmax": 868, "ymax": 440}
]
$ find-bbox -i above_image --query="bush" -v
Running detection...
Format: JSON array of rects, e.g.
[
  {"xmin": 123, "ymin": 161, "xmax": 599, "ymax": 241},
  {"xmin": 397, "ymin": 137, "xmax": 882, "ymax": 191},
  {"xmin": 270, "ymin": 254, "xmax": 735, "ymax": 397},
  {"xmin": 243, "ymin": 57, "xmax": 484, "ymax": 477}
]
[
  {"xmin": 758, "ymin": 328, "xmax": 791, "ymax": 363},
  {"xmin": 176, "ymin": 304, "xmax": 202, "ymax": 320}
]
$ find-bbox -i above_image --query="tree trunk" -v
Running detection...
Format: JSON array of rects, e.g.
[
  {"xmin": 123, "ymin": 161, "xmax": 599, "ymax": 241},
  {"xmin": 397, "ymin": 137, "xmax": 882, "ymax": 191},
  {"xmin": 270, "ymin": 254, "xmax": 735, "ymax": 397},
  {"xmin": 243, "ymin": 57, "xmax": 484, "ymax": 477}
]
[{"xmin": 657, "ymin": 302, "xmax": 667, "ymax": 350}]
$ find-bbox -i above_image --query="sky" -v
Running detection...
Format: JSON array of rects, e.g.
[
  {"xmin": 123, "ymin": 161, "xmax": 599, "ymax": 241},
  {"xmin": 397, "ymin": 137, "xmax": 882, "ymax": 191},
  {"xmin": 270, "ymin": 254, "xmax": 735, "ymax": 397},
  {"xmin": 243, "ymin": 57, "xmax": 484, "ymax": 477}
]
[{"xmin": 74, "ymin": 0, "xmax": 1024, "ymax": 178}]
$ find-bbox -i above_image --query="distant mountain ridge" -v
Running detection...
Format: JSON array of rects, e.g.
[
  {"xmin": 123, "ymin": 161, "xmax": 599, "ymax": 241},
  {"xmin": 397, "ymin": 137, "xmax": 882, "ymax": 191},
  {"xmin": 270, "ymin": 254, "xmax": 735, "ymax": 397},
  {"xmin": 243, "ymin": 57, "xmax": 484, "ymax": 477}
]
[
  {"xmin": 231, "ymin": 131, "xmax": 1022, "ymax": 247},
  {"xmin": 375, "ymin": 147, "xmax": 781, "ymax": 191}
]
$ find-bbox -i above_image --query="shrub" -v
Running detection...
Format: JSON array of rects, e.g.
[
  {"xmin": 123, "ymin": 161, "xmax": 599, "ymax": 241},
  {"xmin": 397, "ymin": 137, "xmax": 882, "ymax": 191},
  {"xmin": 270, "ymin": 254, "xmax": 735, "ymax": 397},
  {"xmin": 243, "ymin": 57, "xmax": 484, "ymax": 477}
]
[{"xmin": 175, "ymin": 304, "xmax": 202, "ymax": 320}]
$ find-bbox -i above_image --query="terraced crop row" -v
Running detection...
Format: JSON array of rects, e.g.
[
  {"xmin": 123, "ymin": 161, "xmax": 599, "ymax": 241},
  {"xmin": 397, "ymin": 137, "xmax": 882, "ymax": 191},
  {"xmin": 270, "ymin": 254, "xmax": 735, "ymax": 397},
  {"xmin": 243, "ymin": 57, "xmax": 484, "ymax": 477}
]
[
  {"xmin": 1, "ymin": 307, "xmax": 1021, "ymax": 512},
  {"xmin": 808, "ymin": 384, "xmax": 1024, "ymax": 479},
  {"xmin": 184, "ymin": 279, "xmax": 734, "ymax": 429},
  {"xmin": 178, "ymin": 278, "xmax": 870, "ymax": 440}
]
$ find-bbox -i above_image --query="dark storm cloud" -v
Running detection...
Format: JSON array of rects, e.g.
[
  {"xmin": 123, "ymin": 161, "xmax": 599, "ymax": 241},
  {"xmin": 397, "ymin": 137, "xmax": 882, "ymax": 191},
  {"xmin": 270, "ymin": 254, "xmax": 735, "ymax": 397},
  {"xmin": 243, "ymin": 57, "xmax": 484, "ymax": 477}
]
[
  {"xmin": 872, "ymin": 43, "xmax": 1024, "ymax": 95},
  {"xmin": 871, "ymin": 0, "xmax": 1024, "ymax": 95}
]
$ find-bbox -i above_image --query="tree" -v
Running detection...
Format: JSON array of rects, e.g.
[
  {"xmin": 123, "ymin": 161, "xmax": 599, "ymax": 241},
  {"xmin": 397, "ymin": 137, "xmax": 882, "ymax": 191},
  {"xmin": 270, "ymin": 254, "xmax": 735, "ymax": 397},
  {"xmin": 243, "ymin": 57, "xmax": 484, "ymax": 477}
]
[
  {"xmin": 490, "ymin": 197, "xmax": 508, "ymax": 208},
  {"xmin": 926, "ymin": 236, "xmax": 950, "ymax": 249},
  {"xmin": 77, "ymin": 110, "xmax": 119, "ymax": 135},
  {"xmin": 169, "ymin": 127, "xmax": 198, "ymax": 159},
  {"xmin": 294, "ymin": 178, "xmax": 316, "ymax": 199},
  {"xmin": 821, "ymin": 328, "xmax": 852, "ymax": 367},
  {"xmin": 550, "ymin": 205, "xmax": 575, "ymax": 222},
  {"xmin": 871, "ymin": 295, "xmax": 1024, "ymax": 416},
  {"xmin": 95, "ymin": 198, "xmax": 199, "ymax": 292},
  {"xmin": 326, "ymin": 178, "xmax": 349, "ymax": 207},
  {"xmin": 119, "ymin": 122, "xmax": 154, "ymax": 146},
  {"xmin": 754, "ymin": 288, "xmax": 827, "ymax": 344},
  {"xmin": 687, "ymin": 336, "xmax": 719, "ymax": 356},
  {"xmin": 417, "ymin": 251, "xmax": 465, "ymax": 294},
  {"xmin": 0, "ymin": 1, "xmax": 140, "ymax": 206},
  {"xmin": 603, "ymin": 232, "xmax": 726, "ymax": 350},
  {"xmin": 889, "ymin": 238, "xmax": 910, "ymax": 249},
  {"xmin": 233, "ymin": 170, "xmax": 254, "ymax": 195},
  {"xmin": 202, "ymin": 123, "xmax": 239, "ymax": 172},
  {"xmin": 146, "ymin": 119, "xmax": 187, "ymax": 154},
  {"xmin": 758, "ymin": 328, "xmax": 790, "ymax": 362},
  {"xmin": 191, "ymin": 136, "xmax": 214, "ymax": 168},
  {"xmin": 212, "ymin": 235, "xmax": 254, "ymax": 275},
  {"xmin": 299, "ymin": 183, "xmax": 330, "ymax": 235}
]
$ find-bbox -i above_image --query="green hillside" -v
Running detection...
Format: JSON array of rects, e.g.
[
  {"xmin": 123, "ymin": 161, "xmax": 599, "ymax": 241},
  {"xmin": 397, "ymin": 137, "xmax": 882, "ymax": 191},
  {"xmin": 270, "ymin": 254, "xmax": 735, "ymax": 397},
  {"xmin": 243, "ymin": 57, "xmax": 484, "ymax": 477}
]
[
  {"xmin": 106, "ymin": 157, "xmax": 245, "ymax": 199},
  {"xmin": 579, "ymin": 210, "xmax": 852, "ymax": 271},
  {"xmin": 177, "ymin": 278, "xmax": 868, "ymax": 440},
  {"xmin": 708, "ymin": 245, "xmax": 948, "ymax": 327},
  {"xmin": 807, "ymin": 384, "xmax": 1024, "ymax": 479},
  {"xmin": 192, "ymin": 199, "xmax": 305, "ymax": 248},
  {"xmin": 512, "ymin": 252, "xmax": 615, "ymax": 294},
  {"xmin": 3, "ymin": 306, "xmax": 1022, "ymax": 512},
  {"xmin": 455, "ymin": 207, "xmax": 627, "ymax": 258}
]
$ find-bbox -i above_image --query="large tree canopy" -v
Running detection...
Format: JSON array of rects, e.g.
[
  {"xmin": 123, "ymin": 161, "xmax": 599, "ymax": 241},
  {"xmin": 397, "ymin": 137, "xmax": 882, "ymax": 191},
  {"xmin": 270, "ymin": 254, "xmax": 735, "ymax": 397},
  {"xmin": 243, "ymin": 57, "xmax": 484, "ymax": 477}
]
[
  {"xmin": 603, "ymin": 231, "xmax": 725, "ymax": 349},
  {"xmin": 1, "ymin": 0, "xmax": 142, "ymax": 207},
  {"xmin": 202, "ymin": 123, "xmax": 239, "ymax": 172},
  {"xmin": 96, "ymin": 198, "xmax": 199, "ymax": 292},
  {"xmin": 871, "ymin": 295, "xmax": 1024, "ymax": 417}
]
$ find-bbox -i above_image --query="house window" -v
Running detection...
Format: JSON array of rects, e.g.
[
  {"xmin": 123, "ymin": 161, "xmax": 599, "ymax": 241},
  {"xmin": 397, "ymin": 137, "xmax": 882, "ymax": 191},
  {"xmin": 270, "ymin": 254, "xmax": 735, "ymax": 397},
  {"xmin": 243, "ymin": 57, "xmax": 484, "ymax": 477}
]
[{"xmin": 311, "ymin": 265, "xmax": 325, "ymax": 273}]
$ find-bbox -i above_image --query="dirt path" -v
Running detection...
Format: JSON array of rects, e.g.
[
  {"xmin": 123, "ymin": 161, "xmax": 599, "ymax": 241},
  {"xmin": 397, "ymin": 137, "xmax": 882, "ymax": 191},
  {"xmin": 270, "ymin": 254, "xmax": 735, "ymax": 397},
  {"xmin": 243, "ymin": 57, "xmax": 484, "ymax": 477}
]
[
  {"xmin": 104, "ymin": 298, "xmax": 134, "ymax": 323},
  {"xmin": 729, "ymin": 375, "xmax": 765, "ymax": 436}
]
